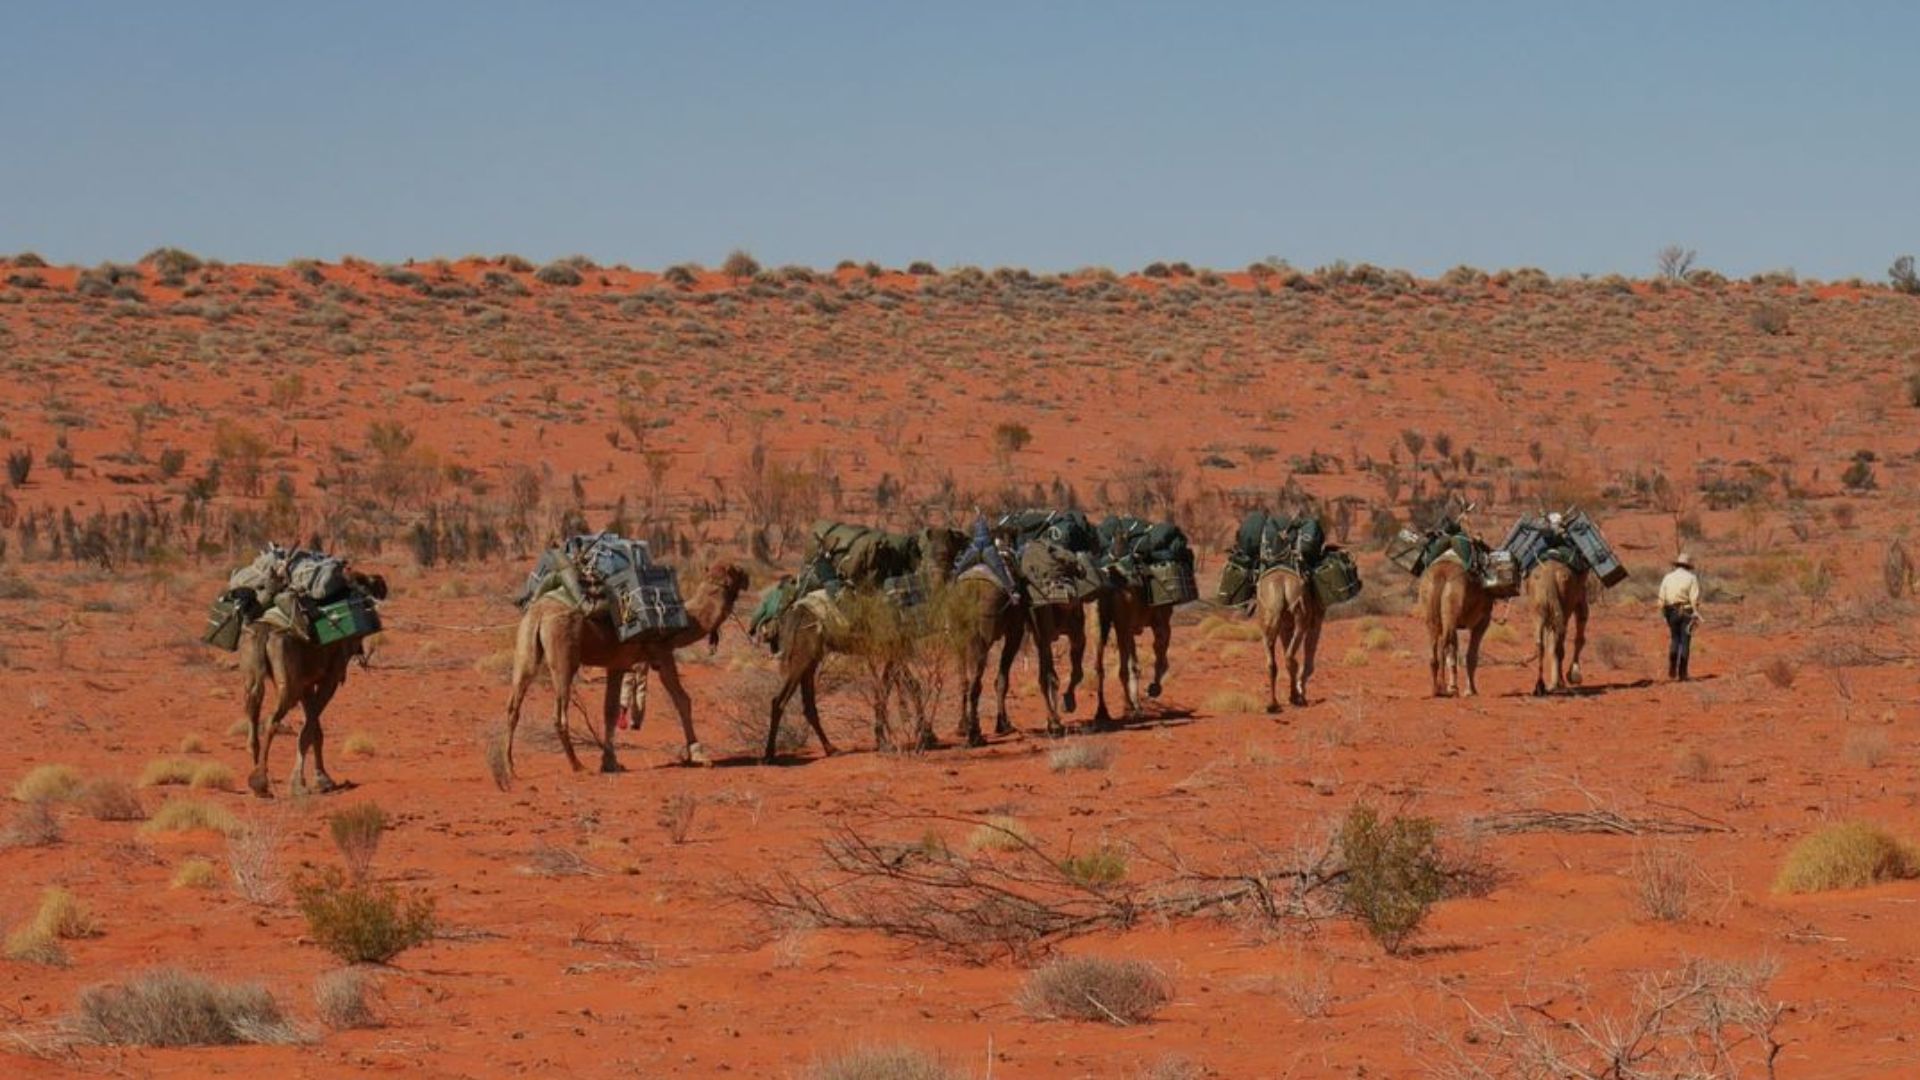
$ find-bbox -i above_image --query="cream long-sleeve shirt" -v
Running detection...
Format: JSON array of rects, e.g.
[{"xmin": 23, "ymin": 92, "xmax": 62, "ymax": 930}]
[{"xmin": 1658, "ymin": 567, "xmax": 1701, "ymax": 610}]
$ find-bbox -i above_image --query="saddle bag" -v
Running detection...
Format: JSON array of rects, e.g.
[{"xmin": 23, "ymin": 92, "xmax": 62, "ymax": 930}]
[
  {"xmin": 312, "ymin": 592, "xmax": 381, "ymax": 646},
  {"xmin": 203, "ymin": 594, "xmax": 246, "ymax": 652},
  {"xmin": 1145, "ymin": 559, "xmax": 1199, "ymax": 607},
  {"xmin": 1480, "ymin": 549, "xmax": 1521, "ymax": 598},
  {"xmin": 1385, "ymin": 528, "xmax": 1425, "ymax": 575},
  {"xmin": 1564, "ymin": 511, "xmax": 1627, "ymax": 587},
  {"xmin": 1216, "ymin": 556, "xmax": 1255, "ymax": 607},
  {"xmin": 610, "ymin": 562, "xmax": 690, "ymax": 641},
  {"xmin": 1309, "ymin": 549, "xmax": 1363, "ymax": 607}
]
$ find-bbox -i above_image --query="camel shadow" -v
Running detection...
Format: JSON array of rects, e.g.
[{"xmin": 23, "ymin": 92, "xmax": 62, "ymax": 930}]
[{"xmin": 1500, "ymin": 677, "xmax": 1659, "ymax": 700}]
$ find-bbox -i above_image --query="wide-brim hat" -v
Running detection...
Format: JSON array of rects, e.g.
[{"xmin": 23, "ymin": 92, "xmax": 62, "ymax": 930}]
[{"xmin": 1673, "ymin": 553, "xmax": 1693, "ymax": 568}]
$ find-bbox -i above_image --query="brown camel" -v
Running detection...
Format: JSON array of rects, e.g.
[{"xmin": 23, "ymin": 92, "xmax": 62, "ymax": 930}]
[
  {"xmin": 502, "ymin": 562, "xmax": 749, "ymax": 778},
  {"xmin": 243, "ymin": 573, "xmax": 388, "ymax": 798},
  {"xmin": 1256, "ymin": 566, "xmax": 1324, "ymax": 712},
  {"xmin": 1024, "ymin": 593, "xmax": 1089, "ymax": 737},
  {"xmin": 1093, "ymin": 578, "xmax": 1174, "ymax": 724},
  {"xmin": 1419, "ymin": 554, "xmax": 1494, "ymax": 697},
  {"xmin": 1526, "ymin": 558, "xmax": 1590, "ymax": 695},
  {"xmin": 956, "ymin": 571, "xmax": 1034, "ymax": 745}
]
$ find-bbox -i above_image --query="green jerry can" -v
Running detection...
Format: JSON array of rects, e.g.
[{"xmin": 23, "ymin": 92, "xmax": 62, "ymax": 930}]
[{"xmin": 312, "ymin": 593, "xmax": 382, "ymax": 646}]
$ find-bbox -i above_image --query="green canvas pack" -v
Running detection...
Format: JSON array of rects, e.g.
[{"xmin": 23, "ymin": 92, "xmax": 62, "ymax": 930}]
[{"xmin": 312, "ymin": 593, "xmax": 381, "ymax": 646}]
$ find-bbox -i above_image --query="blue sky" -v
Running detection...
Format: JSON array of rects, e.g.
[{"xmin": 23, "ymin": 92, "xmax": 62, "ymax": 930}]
[{"xmin": 1, "ymin": 3, "xmax": 1913, "ymax": 278}]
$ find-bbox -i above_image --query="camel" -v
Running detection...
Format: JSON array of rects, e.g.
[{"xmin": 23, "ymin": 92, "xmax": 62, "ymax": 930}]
[
  {"xmin": 1419, "ymin": 554, "xmax": 1494, "ymax": 697},
  {"xmin": 1024, "ymin": 596, "xmax": 1088, "ymax": 736},
  {"xmin": 1093, "ymin": 576, "xmax": 1174, "ymax": 724},
  {"xmin": 502, "ymin": 562, "xmax": 749, "ymax": 778},
  {"xmin": 955, "ymin": 571, "xmax": 1034, "ymax": 745},
  {"xmin": 1526, "ymin": 558, "xmax": 1590, "ymax": 695},
  {"xmin": 243, "ymin": 573, "xmax": 388, "ymax": 798},
  {"xmin": 1256, "ymin": 565, "xmax": 1325, "ymax": 712},
  {"xmin": 761, "ymin": 528, "xmax": 996, "ymax": 761}
]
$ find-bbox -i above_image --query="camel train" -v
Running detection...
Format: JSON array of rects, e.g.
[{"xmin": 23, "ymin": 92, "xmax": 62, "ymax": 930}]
[{"xmin": 227, "ymin": 505, "xmax": 1619, "ymax": 792}]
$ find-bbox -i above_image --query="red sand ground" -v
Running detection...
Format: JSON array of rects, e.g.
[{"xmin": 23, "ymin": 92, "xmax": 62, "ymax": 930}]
[{"xmin": 2, "ymin": 256, "xmax": 1919, "ymax": 1077}]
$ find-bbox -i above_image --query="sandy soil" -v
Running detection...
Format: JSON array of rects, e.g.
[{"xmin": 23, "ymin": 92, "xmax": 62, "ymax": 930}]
[{"xmin": 2, "ymin": 255, "xmax": 1918, "ymax": 1077}]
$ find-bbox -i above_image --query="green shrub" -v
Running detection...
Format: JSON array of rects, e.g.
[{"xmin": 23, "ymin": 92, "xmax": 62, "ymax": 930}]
[
  {"xmin": 327, "ymin": 803, "xmax": 388, "ymax": 881},
  {"xmin": 1338, "ymin": 801, "xmax": 1444, "ymax": 954},
  {"xmin": 293, "ymin": 867, "xmax": 435, "ymax": 964},
  {"xmin": 1775, "ymin": 822, "xmax": 1920, "ymax": 894},
  {"xmin": 534, "ymin": 262, "xmax": 583, "ymax": 287},
  {"xmin": 1060, "ymin": 846, "xmax": 1128, "ymax": 887}
]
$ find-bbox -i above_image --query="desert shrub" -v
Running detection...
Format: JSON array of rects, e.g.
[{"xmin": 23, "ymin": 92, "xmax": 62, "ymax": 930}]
[
  {"xmin": 342, "ymin": 732, "xmax": 377, "ymax": 758},
  {"xmin": 5, "ymin": 448, "xmax": 29, "ymax": 487},
  {"xmin": 807, "ymin": 1045, "xmax": 967, "ymax": 1080},
  {"xmin": 11, "ymin": 251, "xmax": 47, "ymax": 268},
  {"xmin": 78, "ymin": 779, "xmax": 146, "ymax": 821},
  {"xmin": 906, "ymin": 261, "xmax": 938, "ymax": 276},
  {"xmin": 189, "ymin": 762, "xmax": 236, "ymax": 791},
  {"xmin": 313, "ymin": 968, "xmax": 381, "ymax": 1030},
  {"xmin": 1338, "ymin": 801, "xmax": 1444, "ymax": 953},
  {"xmin": 1843, "ymin": 728, "xmax": 1890, "ymax": 769},
  {"xmin": 1059, "ymin": 845, "xmax": 1128, "ymax": 887},
  {"xmin": 534, "ymin": 261, "xmax": 583, "ymax": 287},
  {"xmin": 327, "ymin": 803, "xmax": 388, "ymax": 882},
  {"xmin": 967, "ymin": 815, "xmax": 1031, "ymax": 852},
  {"xmin": 1774, "ymin": 822, "xmax": 1920, "ymax": 894},
  {"xmin": 1891, "ymin": 254, "xmax": 1920, "ymax": 295},
  {"xmin": 13, "ymin": 764, "xmax": 82, "ymax": 803},
  {"xmin": 1632, "ymin": 846, "xmax": 1697, "ymax": 922},
  {"xmin": 141, "ymin": 247, "xmax": 202, "ymax": 280},
  {"xmin": 1203, "ymin": 689, "xmax": 1263, "ymax": 714},
  {"xmin": 1748, "ymin": 302, "xmax": 1789, "ymax": 335},
  {"xmin": 1760, "ymin": 656, "xmax": 1795, "ymax": 689},
  {"xmin": 138, "ymin": 757, "xmax": 197, "ymax": 787},
  {"xmin": 1841, "ymin": 450, "xmax": 1877, "ymax": 491},
  {"xmin": 1048, "ymin": 742, "xmax": 1114, "ymax": 772},
  {"xmin": 377, "ymin": 264, "xmax": 425, "ymax": 289},
  {"xmin": 157, "ymin": 446, "xmax": 187, "ymax": 478},
  {"xmin": 179, "ymin": 734, "xmax": 206, "ymax": 754},
  {"xmin": 990, "ymin": 421, "xmax": 1033, "ymax": 458},
  {"xmin": 722, "ymin": 249, "xmax": 761, "ymax": 281},
  {"xmin": 227, "ymin": 819, "xmax": 284, "ymax": 905},
  {"xmin": 1, "ymin": 802, "xmax": 62, "ymax": 847},
  {"xmin": 657, "ymin": 792, "xmax": 697, "ymax": 844},
  {"xmin": 72, "ymin": 969, "xmax": 300, "ymax": 1046},
  {"xmin": 139, "ymin": 799, "xmax": 240, "ymax": 836},
  {"xmin": 662, "ymin": 263, "xmax": 700, "ymax": 288},
  {"xmin": 1019, "ymin": 955, "xmax": 1172, "ymax": 1024},
  {"xmin": 293, "ymin": 867, "xmax": 435, "ymax": 964},
  {"xmin": 1674, "ymin": 746, "xmax": 1715, "ymax": 781},
  {"xmin": 171, "ymin": 857, "xmax": 219, "ymax": 890}
]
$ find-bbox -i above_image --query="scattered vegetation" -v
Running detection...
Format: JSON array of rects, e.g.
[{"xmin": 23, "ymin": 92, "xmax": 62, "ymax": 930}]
[
  {"xmin": 807, "ymin": 1045, "xmax": 968, "ymax": 1080},
  {"xmin": 171, "ymin": 857, "xmax": 219, "ymax": 890},
  {"xmin": 137, "ymin": 757, "xmax": 198, "ymax": 787},
  {"xmin": 313, "ymin": 968, "xmax": 382, "ymax": 1030},
  {"xmin": 139, "ymin": 799, "xmax": 240, "ymax": 837},
  {"xmin": 1337, "ymin": 801, "xmax": 1444, "ymax": 954},
  {"xmin": 12, "ymin": 764, "xmax": 82, "ymax": 803},
  {"xmin": 293, "ymin": 867, "xmax": 436, "ymax": 964},
  {"xmin": 1019, "ymin": 955, "xmax": 1172, "ymax": 1024},
  {"xmin": 78, "ymin": 778, "xmax": 146, "ymax": 821},
  {"xmin": 327, "ymin": 803, "xmax": 388, "ymax": 882},
  {"xmin": 1048, "ymin": 741, "xmax": 1114, "ymax": 772},
  {"xmin": 1774, "ymin": 822, "xmax": 1920, "ymax": 894},
  {"xmin": 71, "ymin": 969, "xmax": 302, "ymax": 1046}
]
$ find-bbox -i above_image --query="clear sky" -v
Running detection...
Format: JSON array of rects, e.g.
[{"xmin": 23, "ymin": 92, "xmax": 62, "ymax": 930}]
[{"xmin": 2, "ymin": 3, "xmax": 1914, "ymax": 279}]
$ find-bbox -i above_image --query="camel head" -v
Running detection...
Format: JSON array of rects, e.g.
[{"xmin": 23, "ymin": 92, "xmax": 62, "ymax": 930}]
[
  {"xmin": 348, "ymin": 572, "xmax": 389, "ymax": 601},
  {"xmin": 705, "ymin": 561, "xmax": 751, "ymax": 602}
]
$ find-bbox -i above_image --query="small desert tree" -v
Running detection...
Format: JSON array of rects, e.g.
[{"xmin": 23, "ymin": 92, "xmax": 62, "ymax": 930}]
[
  {"xmin": 722, "ymin": 249, "xmax": 761, "ymax": 282},
  {"xmin": 1891, "ymin": 254, "xmax": 1920, "ymax": 295},
  {"xmin": 1657, "ymin": 245, "xmax": 1697, "ymax": 282}
]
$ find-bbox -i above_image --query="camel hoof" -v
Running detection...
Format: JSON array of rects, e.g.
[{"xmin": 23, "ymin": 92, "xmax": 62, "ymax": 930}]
[
  {"xmin": 682, "ymin": 743, "xmax": 712, "ymax": 767},
  {"xmin": 1147, "ymin": 682, "xmax": 1163, "ymax": 699},
  {"xmin": 993, "ymin": 718, "xmax": 1016, "ymax": 737},
  {"xmin": 1266, "ymin": 702, "xmax": 1282, "ymax": 715},
  {"xmin": 248, "ymin": 772, "xmax": 271, "ymax": 798},
  {"xmin": 1568, "ymin": 666, "xmax": 1583, "ymax": 687},
  {"xmin": 312, "ymin": 775, "xmax": 339, "ymax": 794},
  {"xmin": 913, "ymin": 731, "xmax": 938, "ymax": 753},
  {"xmin": 964, "ymin": 731, "xmax": 988, "ymax": 749},
  {"xmin": 1290, "ymin": 692, "xmax": 1308, "ymax": 707},
  {"xmin": 819, "ymin": 742, "xmax": 839, "ymax": 758}
]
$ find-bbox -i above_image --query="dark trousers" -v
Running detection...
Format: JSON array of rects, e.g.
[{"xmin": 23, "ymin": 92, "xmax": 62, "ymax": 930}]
[{"xmin": 1663, "ymin": 605, "xmax": 1694, "ymax": 679}]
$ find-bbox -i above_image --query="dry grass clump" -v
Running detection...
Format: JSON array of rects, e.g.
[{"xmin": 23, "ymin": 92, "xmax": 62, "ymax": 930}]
[
  {"xmin": 71, "ymin": 969, "xmax": 302, "ymax": 1046},
  {"xmin": 292, "ymin": 867, "xmax": 435, "ymax": 964},
  {"xmin": 657, "ymin": 793, "xmax": 698, "ymax": 844},
  {"xmin": 1632, "ymin": 846, "xmax": 1698, "ymax": 922},
  {"xmin": 1059, "ymin": 845, "xmax": 1129, "ymax": 887},
  {"xmin": 967, "ymin": 815, "xmax": 1031, "ymax": 852},
  {"xmin": 1134, "ymin": 1055, "xmax": 1204, "ymax": 1080},
  {"xmin": 327, "ymin": 803, "xmax": 388, "ymax": 882},
  {"xmin": 137, "ymin": 757, "xmax": 198, "ymax": 787},
  {"xmin": 313, "ymin": 968, "xmax": 382, "ymax": 1030},
  {"xmin": 227, "ymin": 818, "xmax": 285, "ymax": 905},
  {"xmin": 171, "ymin": 857, "xmax": 219, "ymax": 890},
  {"xmin": 139, "ymin": 799, "xmax": 240, "ymax": 837},
  {"xmin": 179, "ymin": 734, "xmax": 207, "ymax": 754},
  {"xmin": 1048, "ymin": 741, "xmax": 1114, "ymax": 772},
  {"xmin": 1203, "ymin": 689, "xmax": 1264, "ymax": 715},
  {"xmin": 342, "ymin": 732, "xmax": 377, "ymax": 758},
  {"xmin": 1019, "ymin": 955, "xmax": 1172, "ymax": 1024},
  {"xmin": 5, "ymin": 886, "xmax": 101, "ymax": 965},
  {"xmin": 78, "ymin": 778, "xmax": 146, "ymax": 821},
  {"xmin": 807, "ymin": 1045, "xmax": 969, "ymax": 1080},
  {"xmin": 189, "ymin": 762, "xmax": 237, "ymax": 791},
  {"xmin": 2, "ymin": 801, "xmax": 63, "ymax": 848},
  {"xmin": 12, "ymin": 764, "xmax": 82, "ymax": 803},
  {"xmin": 1759, "ymin": 656, "xmax": 1796, "ymax": 689},
  {"xmin": 1774, "ymin": 822, "xmax": 1920, "ymax": 894}
]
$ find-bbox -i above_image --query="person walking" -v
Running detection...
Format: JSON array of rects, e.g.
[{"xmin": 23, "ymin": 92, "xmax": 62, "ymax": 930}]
[{"xmin": 1658, "ymin": 552, "xmax": 1702, "ymax": 681}]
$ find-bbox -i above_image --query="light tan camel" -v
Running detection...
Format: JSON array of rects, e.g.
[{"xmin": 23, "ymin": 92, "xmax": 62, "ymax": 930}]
[
  {"xmin": 1257, "ymin": 566, "xmax": 1324, "ymax": 712},
  {"xmin": 243, "ymin": 573, "xmax": 388, "ymax": 798},
  {"xmin": 1419, "ymin": 554, "xmax": 1494, "ymax": 697},
  {"xmin": 957, "ymin": 572, "xmax": 1034, "ymax": 745},
  {"xmin": 503, "ymin": 562, "xmax": 749, "ymax": 778},
  {"xmin": 1093, "ymin": 578, "xmax": 1174, "ymax": 724},
  {"xmin": 1526, "ymin": 558, "xmax": 1590, "ymax": 695}
]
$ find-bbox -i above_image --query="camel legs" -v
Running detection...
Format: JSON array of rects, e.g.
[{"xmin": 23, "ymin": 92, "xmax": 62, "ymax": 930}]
[
  {"xmin": 1116, "ymin": 628, "xmax": 1142, "ymax": 719},
  {"xmin": 1146, "ymin": 614, "xmax": 1171, "ymax": 700},
  {"xmin": 994, "ymin": 616, "xmax": 1027, "ymax": 738},
  {"xmin": 1292, "ymin": 613, "xmax": 1320, "ymax": 707},
  {"xmin": 1030, "ymin": 609, "xmax": 1065, "ymax": 737},
  {"xmin": 548, "ymin": 648, "xmax": 586, "ymax": 773},
  {"xmin": 958, "ymin": 632, "xmax": 989, "ymax": 746},
  {"xmin": 598, "ymin": 672, "xmax": 626, "ymax": 773},
  {"xmin": 250, "ymin": 677, "xmax": 300, "ymax": 798},
  {"xmin": 798, "ymin": 669, "xmax": 834, "ymax": 758},
  {"xmin": 1264, "ymin": 620, "xmax": 1285, "ymax": 715},
  {"xmin": 1092, "ymin": 604, "xmax": 1115, "ymax": 727},
  {"xmin": 652, "ymin": 654, "xmax": 707, "ymax": 765},
  {"xmin": 1567, "ymin": 604, "xmax": 1588, "ymax": 687},
  {"xmin": 1061, "ymin": 608, "xmax": 1086, "ymax": 715},
  {"xmin": 290, "ymin": 679, "xmax": 340, "ymax": 796},
  {"xmin": 1463, "ymin": 621, "xmax": 1488, "ymax": 698}
]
